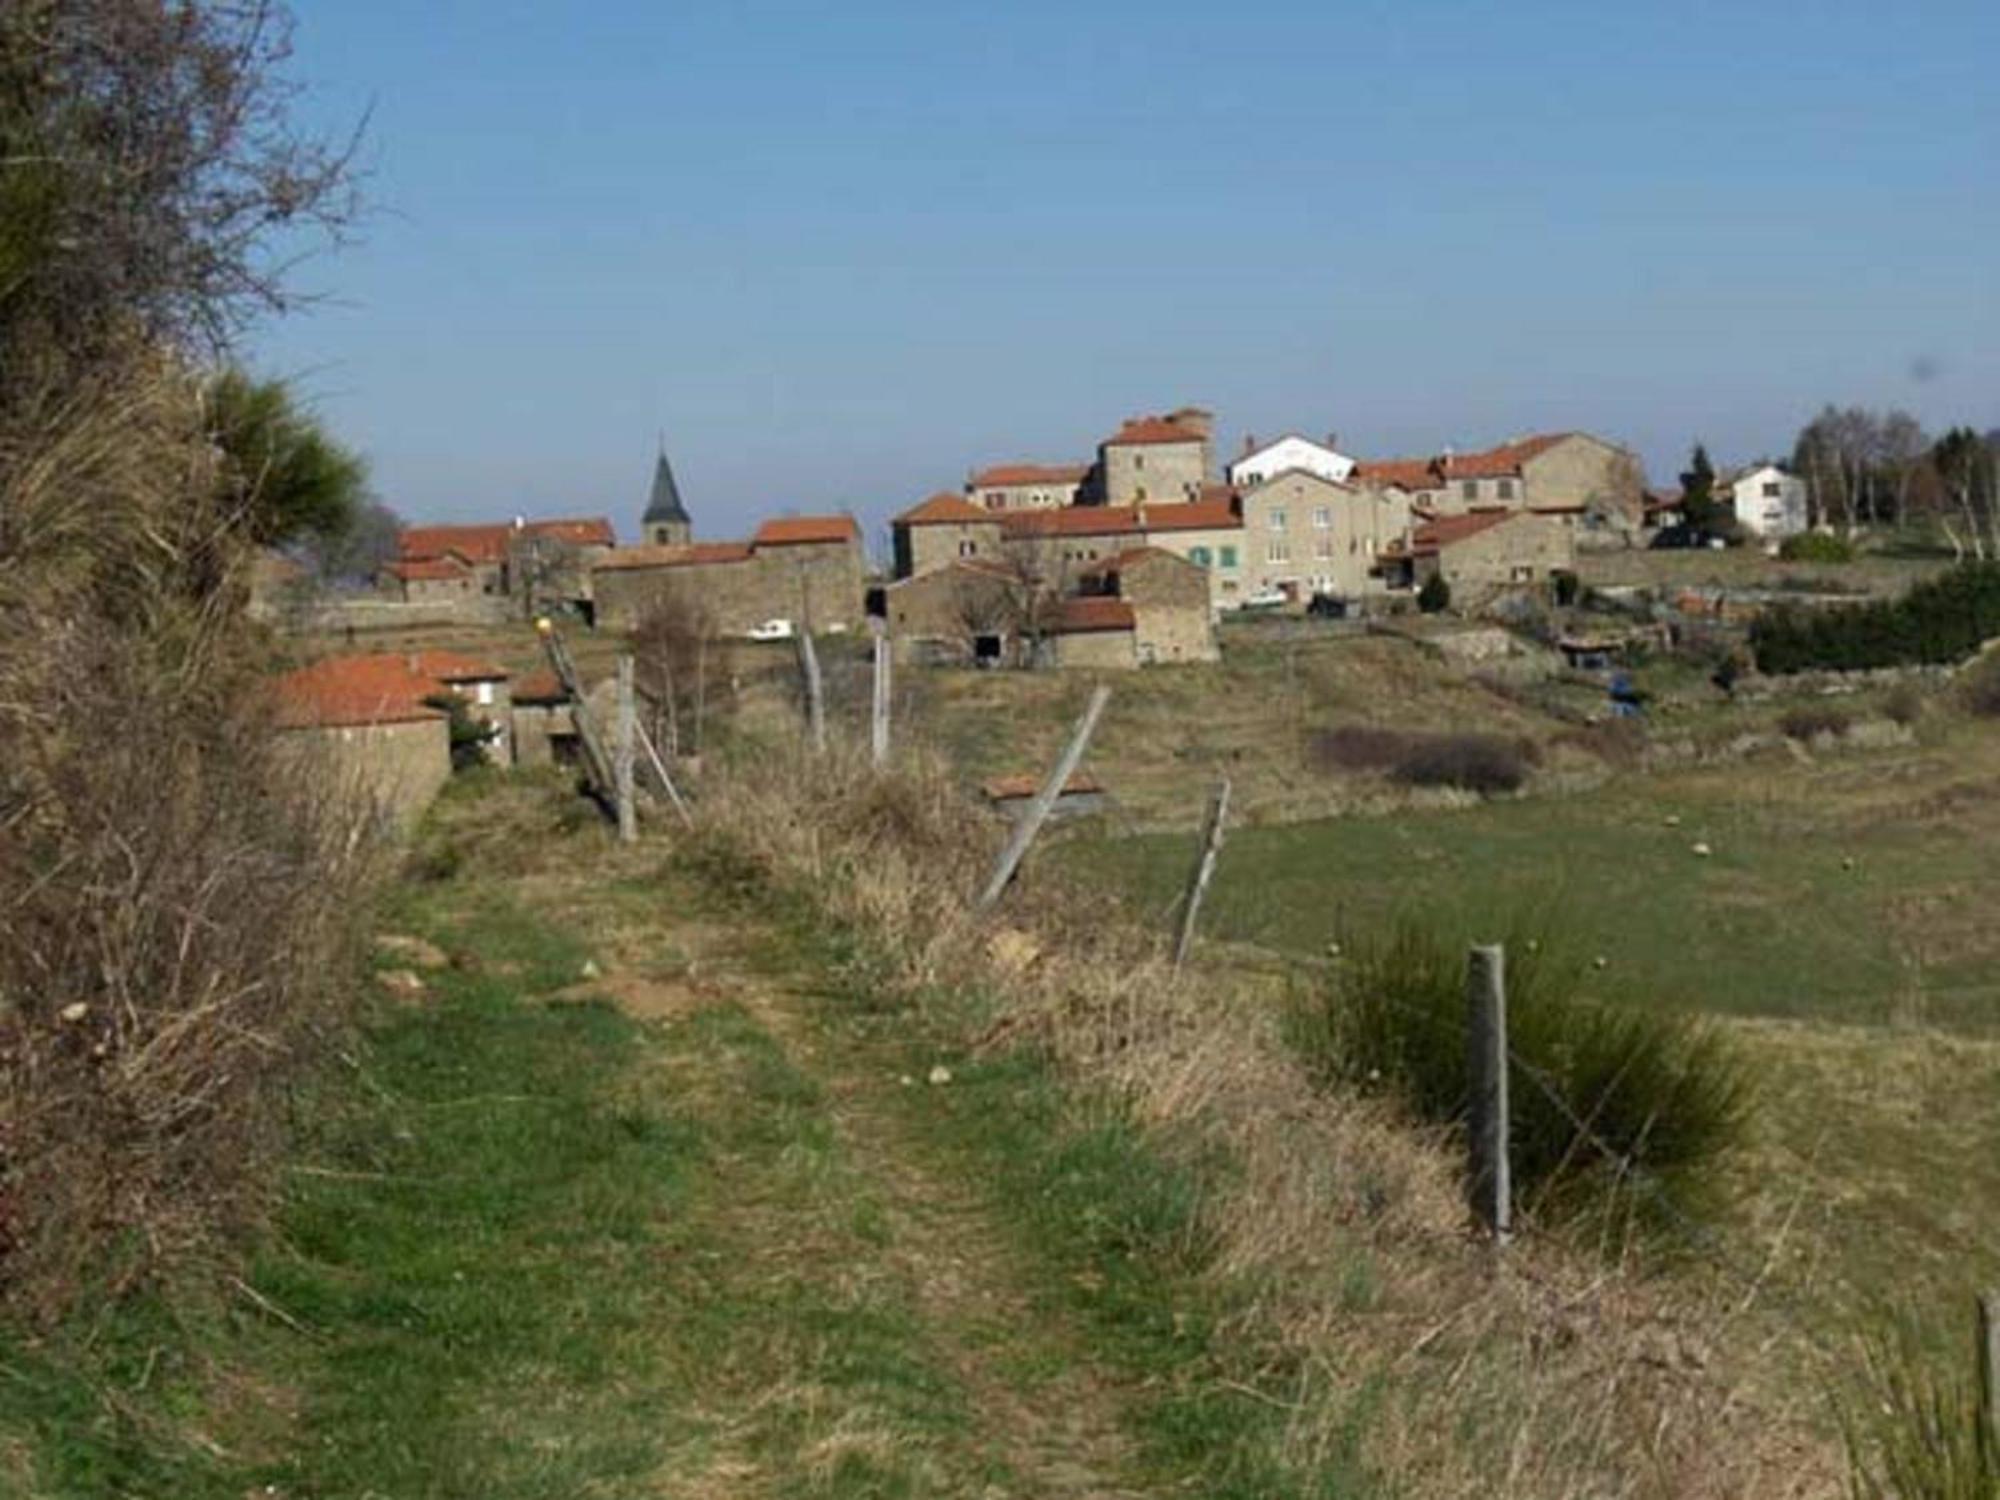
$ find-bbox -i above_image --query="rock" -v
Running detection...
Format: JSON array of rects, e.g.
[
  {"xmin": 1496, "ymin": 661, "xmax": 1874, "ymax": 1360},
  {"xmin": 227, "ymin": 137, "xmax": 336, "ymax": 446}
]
[
  {"xmin": 926, "ymin": 1064, "xmax": 953, "ymax": 1087},
  {"xmin": 580, "ymin": 959, "xmax": 603, "ymax": 980},
  {"xmin": 1663, "ymin": 813, "xmax": 1681, "ymax": 828},
  {"xmin": 1592, "ymin": 956, "xmax": 1608, "ymax": 971},
  {"xmin": 58, "ymin": 1001, "xmax": 88, "ymax": 1024},
  {"xmin": 898, "ymin": 1074, "xmax": 916, "ymax": 1088},
  {"xmin": 1841, "ymin": 856, "xmax": 1856, "ymax": 871},
  {"xmin": 376, "ymin": 969, "xmax": 426, "ymax": 999},
  {"xmin": 374, "ymin": 933, "xmax": 449, "ymax": 969},
  {"xmin": 1690, "ymin": 842, "xmax": 1712, "ymax": 858}
]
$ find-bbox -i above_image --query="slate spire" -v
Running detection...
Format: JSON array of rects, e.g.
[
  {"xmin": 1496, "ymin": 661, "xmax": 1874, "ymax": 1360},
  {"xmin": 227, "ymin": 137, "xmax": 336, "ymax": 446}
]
[{"xmin": 642, "ymin": 438, "xmax": 690, "ymax": 528}]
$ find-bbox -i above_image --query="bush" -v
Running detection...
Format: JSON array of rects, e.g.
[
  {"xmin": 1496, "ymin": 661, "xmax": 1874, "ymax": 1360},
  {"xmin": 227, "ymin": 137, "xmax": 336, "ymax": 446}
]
[
  {"xmin": 1288, "ymin": 924, "xmax": 1754, "ymax": 1226},
  {"xmin": 1841, "ymin": 1303, "xmax": 1997, "ymax": 1499},
  {"xmin": 1417, "ymin": 572, "xmax": 1451, "ymax": 614},
  {"xmin": 1307, "ymin": 724, "xmax": 1413, "ymax": 773},
  {"xmin": 1777, "ymin": 702, "xmax": 1852, "ymax": 740},
  {"xmin": 1391, "ymin": 733, "xmax": 1533, "ymax": 794},
  {"xmin": 1751, "ymin": 561, "xmax": 2000, "ymax": 674},
  {"xmin": 1959, "ymin": 654, "xmax": 2000, "ymax": 718},
  {"xmin": 1881, "ymin": 682, "xmax": 1924, "ymax": 726},
  {"xmin": 1777, "ymin": 531, "xmax": 1856, "ymax": 563}
]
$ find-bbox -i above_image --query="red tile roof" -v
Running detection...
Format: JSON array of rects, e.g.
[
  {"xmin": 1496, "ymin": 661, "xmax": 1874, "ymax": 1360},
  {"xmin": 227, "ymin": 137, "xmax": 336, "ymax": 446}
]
[
  {"xmin": 383, "ymin": 556, "xmax": 472, "ymax": 582},
  {"xmin": 980, "ymin": 770, "xmax": 1105, "ymax": 801},
  {"xmin": 1001, "ymin": 498, "xmax": 1240, "ymax": 540},
  {"xmin": 1381, "ymin": 510, "xmax": 1515, "ymax": 558},
  {"xmin": 896, "ymin": 492, "xmax": 996, "ymax": 526},
  {"xmin": 409, "ymin": 650, "xmax": 510, "ymax": 683},
  {"xmin": 399, "ymin": 517, "xmax": 616, "ymax": 565},
  {"xmin": 1052, "ymin": 596, "xmax": 1137, "ymax": 634},
  {"xmin": 593, "ymin": 540, "xmax": 755, "ymax": 572},
  {"xmin": 1077, "ymin": 545, "xmax": 1193, "ymax": 579},
  {"xmin": 1105, "ymin": 416, "xmax": 1204, "ymax": 447},
  {"xmin": 970, "ymin": 462, "xmax": 1091, "ymax": 489},
  {"xmin": 274, "ymin": 655, "xmax": 448, "ymax": 730},
  {"xmin": 1357, "ymin": 434, "xmax": 1579, "ymax": 490},
  {"xmin": 753, "ymin": 514, "xmax": 860, "ymax": 547},
  {"xmin": 511, "ymin": 669, "xmax": 568, "ymax": 705}
]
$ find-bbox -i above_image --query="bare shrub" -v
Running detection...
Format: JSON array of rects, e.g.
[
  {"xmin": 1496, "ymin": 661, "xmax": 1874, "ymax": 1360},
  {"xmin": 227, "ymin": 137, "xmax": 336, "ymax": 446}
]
[
  {"xmin": 630, "ymin": 586, "xmax": 727, "ymax": 758},
  {"xmin": 1958, "ymin": 654, "xmax": 2000, "ymax": 718},
  {"xmin": 1307, "ymin": 724, "xmax": 1413, "ymax": 773},
  {"xmin": 1390, "ymin": 732, "xmax": 1534, "ymax": 794},
  {"xmin": 0, "ymin": 368, "xmax": 373, "ymax": 1319},
  {"xmin": 1881, "ymin": 682, "xmax": 1923, "ymax": 727},
  {"xmin": 1778, "ymin": 702, "xmax": 1852, "ymax": 740}
]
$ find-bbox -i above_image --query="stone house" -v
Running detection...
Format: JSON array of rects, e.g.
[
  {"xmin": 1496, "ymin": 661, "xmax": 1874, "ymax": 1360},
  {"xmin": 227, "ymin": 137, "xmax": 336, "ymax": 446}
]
[
  {"xmin": 1236, "ymin": 470, "xmax": 1413, "ymax": 604},
  {"xmin": 1355, "ymin": 433, "xmax": 1644, "ymax": 532},
  {"xmin": 1098, "ymin": 411, "xmax": 1212, "ymax": 506},
  {"xmin": 892, "ymin": 493, "xmax": 1007, "ymax": 577},
  {"xmin": 591, "ymin": 514, "xmax": 865, "ymax": 635},
  {"xmin": 271, "ymin": 654, "xmax": 458, "ymax": 825},
  {"xmin": 1075, "ymin": 548, "xmax": 1218, "ymax": 663},
  {"xmin": 382, "ymin": 554, "xmax": 479, "ymax": 604},
  {"xmin": 1044, "ymin": 596, "xmax": 1140, "ymax": 670},
  {"xmin": 877, "ymin": 558, "xmax": 1021, "ymax": 664},
  {"xmin": 393, "ymin": 517, "xmax": 617, "ymax": 608},
  {"xmin": 993, "ymin": 497, "xmax": 1245, "ymax": 609},
  {"xmin": 509, "ymin": 669, "xmax": 579, "ymax": 769},
  {"xmin": 966, "ymin": 462, "xmax": 1091, "ymax": 511},
  {"xmin": 1377, "ymin": 509, "xmax": 1577, "ymax": 600}
]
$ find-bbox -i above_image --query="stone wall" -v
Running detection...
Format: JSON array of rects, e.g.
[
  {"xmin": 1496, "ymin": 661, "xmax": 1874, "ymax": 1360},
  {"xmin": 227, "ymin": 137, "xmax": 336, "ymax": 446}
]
[
  {"xmin": 1133, "ymin": 604, "xmax": 1216, "ymax": 663},
  {"xmin": 1101, "ymin": 439, "xmax": 1206, "ymax": 506},
  {"xmin": 281, "ymin": 718, "xmax": 451, "ymax": 827},
  {"xmin": 1523, "ymin": 436, "xmax": 1642, "ymax": 527},
  {"xmin": 1440, "ymin": 512, "xmax": 1577, "ymax": 591},
  {"xmin": 1237, "ymin": 472, "xmax": 1411, "ymax": 601},
  {"xmin": 901, "ymin": 519, "xmax": 1005, "ymax": 578},
  {"xmin": 594, "ymin": 540, "xmax": 865, "ymax": 636},
  {"xmin": 1049, "ymin": 626, "xmax": 1138, "ymax": 670}
]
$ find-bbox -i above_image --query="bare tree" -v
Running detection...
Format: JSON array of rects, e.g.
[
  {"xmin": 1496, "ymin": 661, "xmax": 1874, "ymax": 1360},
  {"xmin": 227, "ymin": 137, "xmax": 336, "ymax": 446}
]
[
  {"xmin": 631, "ymin": 586, "xmax": 721, "ymax": 759},
  {"xmin": 1932, "ymin": 429, "xmax": 1998, "ymax": 563}
]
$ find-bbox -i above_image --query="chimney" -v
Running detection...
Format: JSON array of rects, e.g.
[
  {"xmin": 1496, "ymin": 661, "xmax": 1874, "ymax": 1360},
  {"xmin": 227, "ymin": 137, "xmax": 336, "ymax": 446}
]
[
  {"xmin": 1325, "ymin": 431, "xmax": 1339, "ymax": 450},
  {"xmin": 513, "ymin": 515, "xmax": 526, "ymax": 530},
  {"xmin": 1241, "ymin": 433, "xmax": 1257, "ymax": 456}
]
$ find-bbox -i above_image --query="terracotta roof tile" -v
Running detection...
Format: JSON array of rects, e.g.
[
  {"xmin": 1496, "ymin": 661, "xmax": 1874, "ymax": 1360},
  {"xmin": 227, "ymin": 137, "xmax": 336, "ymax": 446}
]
[
  {"xmin": 592, "ymin": 541, "xmax": 755, "ymax": 572},
  {"xmin": 752, "ymin": 514, "xmax": 860, "ymax": 547},
  {"xmin": 1357, "ymin": 434, "xmax": 1580, "ymax": 490},
  {"xmin": 511, "ymin": 669, "xmax": 568, "ymax": 704},
  {"xmin": 1051, "ymin": 596, "xmax": 1137, "ymax": 633},
  {"xmin": 969, "ymin": 462, "xmax": 1091, "ymax": 489},
  {"xmin": 273, "ymin": 655, "xmax": 450, "ymax": 730},
  {"xmin": 980, "ymin": 770, "xmax": 1105, "ymax": 801},
  {"xmin": 1105, "ymin": 415, "xmax": 1204, "ymax": 447},
  {"xmin": 1000, "ymin": 498, "xmax": 1240, "ymax": 540},
  {"xmin": 383, "ymin": 556, "xmax": 472, "ymax": 582},
  {"xmin": 399, "ymin": 517, "xmax": 616, "ymax": 565},
  {"xmin": 896, "ymin": 492, "xmax": 995, "ymax": 525},
  {"xmin": 1381, "ymin": 510, "xmax": 1515, "ymax": 558}
]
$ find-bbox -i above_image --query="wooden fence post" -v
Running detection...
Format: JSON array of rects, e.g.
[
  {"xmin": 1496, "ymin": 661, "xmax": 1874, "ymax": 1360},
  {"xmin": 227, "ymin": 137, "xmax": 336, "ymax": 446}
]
[
  {"xmin": 1979, "ymin": 1288, "xmax": 1999, "ymax": 1477},
  {"xmin": 1466, "ymin": 944, "xmax": 1511, "ymax": 1246},
  {"xmin": 633, "ymin": 719, "xmax": 694, "ymax": 828},
  {"xmin": 871, "ymin": 629, "xmax": 891, "ymax": 768},
  {"xmin": 796, "ymin": 627, "xmax": 825, "ymax": 753},
  {"xmin": 1172, "ymin": 777, "xmax": 1231, "ymax": 972},
  {"xmin": 614, "ymin": 654, "xmax": 638, "ymax": 844},
  {"xmin": 976, "ymin": 683, "xmax": 1110, "ymax": 912}
]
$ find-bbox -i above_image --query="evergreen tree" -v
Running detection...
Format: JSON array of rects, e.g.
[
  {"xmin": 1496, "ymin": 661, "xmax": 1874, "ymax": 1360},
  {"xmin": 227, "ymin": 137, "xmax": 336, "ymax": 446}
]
[{"xmin": 1679, "ymin": 443, "xmax": 1720, "ymax": 533}]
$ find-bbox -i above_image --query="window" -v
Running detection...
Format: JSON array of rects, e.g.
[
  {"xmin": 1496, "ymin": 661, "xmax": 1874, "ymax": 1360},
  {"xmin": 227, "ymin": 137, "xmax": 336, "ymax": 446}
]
[
  {"xmin": 1497, "ymin": 479, "xmax": 1514, "ymax": 500},
  {"xmin": 958, "ymin": 539, "xmax": 977, "ymax": 558},
  {"xmin": 1313, "ymin": 507, "xmax": 1330, "ymax": 528},
  {"xmin": 1763, "ymin": 481, "xmax": 1780, "ymax": 497},
  {"xmin": 1269, "ymin": 508, "xmax": 1287, "ymax": 530},
  {"xmin": 1267, "ymin": 538, "xmax": 1290, "ymax": 563},
  {"xmin": 1134, "ymin": 453, "xmax": 1145, "ymax": 470},
  {"xmin": 1219, "ymin": 545, "xmax": 1238, "ymax": 568},
  {"xmin": 1314, "ymin": 537, "xmax": 1332, "ymax": 559},
  {"xmin": 1509, "ymin": 565, "xmax": 1534, "ymax": 582},
  {"xmin": 1189, "ymin": 546, "xmax": 1212, "ymax": 566},
  {"xmin": 1461, "ymin": 480, "xmax": 1478, "ymax": 501},
  {"xmin": 475, "ymin": 682, "xmax": 495, "ymax": 706},
  {"xmin": 1135, "ymin": 485, "xmax": 1148, "ymax": 501}
]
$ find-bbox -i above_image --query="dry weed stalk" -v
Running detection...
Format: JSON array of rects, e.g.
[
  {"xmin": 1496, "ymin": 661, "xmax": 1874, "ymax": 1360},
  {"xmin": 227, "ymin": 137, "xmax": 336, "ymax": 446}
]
[
  {"xmin": 0, "ymin": 364, "xmax": 377, "ymax": 1319},
  {"xmin": 692, "ymin": 733, "xmax": 1845, "ymax": 1497}
]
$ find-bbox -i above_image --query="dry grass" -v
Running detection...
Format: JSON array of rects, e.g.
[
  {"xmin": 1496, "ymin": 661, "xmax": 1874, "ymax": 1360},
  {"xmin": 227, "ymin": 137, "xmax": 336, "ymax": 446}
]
[
  {"xmin": 681, "ymin": 731, "xmax": 1846, "ymax": 1497},
  {"xmin": 0, "ymin": 362, "xmax": 376, "ymax": 1318}
]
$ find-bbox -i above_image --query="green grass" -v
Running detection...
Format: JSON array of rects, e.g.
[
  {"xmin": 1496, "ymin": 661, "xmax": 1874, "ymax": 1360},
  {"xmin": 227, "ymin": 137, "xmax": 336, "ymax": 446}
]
[{"xmin": 1075, "ymin": 767, "xmax": 2000, "ymax": 1032}]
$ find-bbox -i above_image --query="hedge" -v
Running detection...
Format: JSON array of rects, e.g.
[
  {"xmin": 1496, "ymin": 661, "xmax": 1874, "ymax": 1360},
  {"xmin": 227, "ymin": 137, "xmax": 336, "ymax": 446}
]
[{"xmin": 1749, "ymin": 562, "xmax": 2000, "ymax": 674}]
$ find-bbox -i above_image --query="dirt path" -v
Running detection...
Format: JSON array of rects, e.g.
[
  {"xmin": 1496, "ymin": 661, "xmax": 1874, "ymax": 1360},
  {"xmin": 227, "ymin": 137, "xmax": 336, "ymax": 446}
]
[{"xmin": 521, "ymin": 862, "xmax": 1148, "ymax": 1497}]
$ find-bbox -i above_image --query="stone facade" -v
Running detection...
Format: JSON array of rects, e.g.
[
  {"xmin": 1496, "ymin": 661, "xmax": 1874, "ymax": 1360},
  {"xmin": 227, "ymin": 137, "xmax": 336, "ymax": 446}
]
[
  {"xmin": 892, "ymin": 494, "xmax": 1006, "ymax": 577},
  {"xmin": 1355, "ymin": 433, "xmax": 1643, "ymax": 530},
  {"xmin": 1100, "ymin": 414, "xmax": 1209, "ymax": 505},
  {"xmin": 592, "ymin": 524, "xmax": 865, "ymax": 636},
  {"xmin": 1236, "ymin": 471, "xmax": 1412, "ymax": 603},
  {"xmin": 967, "ymin": 464, "xmax": 1090, "ymax": 511},
  {"xmin": 1078, "ymin": 548, "xmax": 1217, "ymax": 664},
  {"xmin": 995, "ymin": 501, "xmax": 1246, "ymax": 610},
  {"xmin": 1383, "ymin": 510, "xmax": 1577, "ymax": 598},
  {"xmin": 879, "ymin": 560, "xmax": 1020, "ymax": 659}
]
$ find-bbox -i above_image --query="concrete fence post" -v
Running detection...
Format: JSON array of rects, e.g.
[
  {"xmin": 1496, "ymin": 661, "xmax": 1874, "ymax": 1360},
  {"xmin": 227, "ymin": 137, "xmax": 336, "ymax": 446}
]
[{"xmin": 1466, "ymin": 943, "xmax": 1511, "ymax": 1246}]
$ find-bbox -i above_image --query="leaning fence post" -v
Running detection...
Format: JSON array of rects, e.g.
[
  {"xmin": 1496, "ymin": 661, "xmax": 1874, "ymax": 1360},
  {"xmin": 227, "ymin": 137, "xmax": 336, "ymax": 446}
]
[
  {"xmin": 976, "ymin": 683, "xmax": 1111, "ymax": 912},
  {"xmin": 796, "ymin": 627, "xmax": 825, "ymax": 754},
  {"xmin": 536, "ymin": 617, "xmax": 616, "ymax": 819},
  {"xmin": 614, "ymin": 654, "xmax": 638, "ymax": 845},
  {"xmin": 870, "ymin": 627, "xmax": 891, "ymax": 768},
  {"xmin": 1979, "ymin": 1288, "xmax": 1999, "ymax": 1477},
  {"xmin": 1172, "ymin": 777, "xmax": 1231, "ymax": 972},
  {"xmin": 1466, "ymin": 943, "xmax": 1511, "ymax": 1246}
]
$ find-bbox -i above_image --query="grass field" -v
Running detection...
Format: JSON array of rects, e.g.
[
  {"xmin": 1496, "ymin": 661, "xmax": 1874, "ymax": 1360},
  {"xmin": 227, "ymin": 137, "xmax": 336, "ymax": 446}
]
[{"xmin": 1073, "ymin": 717, "xmax": 2000, "ymax": 1311}]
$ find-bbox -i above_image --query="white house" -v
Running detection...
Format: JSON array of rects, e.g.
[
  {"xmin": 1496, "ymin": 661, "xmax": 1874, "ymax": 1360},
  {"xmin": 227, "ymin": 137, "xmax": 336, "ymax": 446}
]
[
  {"xmin": 1729, "ymin": 464, "xmax": 1810, "ymax": 538},
  {"xmin": 1228, "ymin": 434, "xmax": 1357, "ymax": 489}
]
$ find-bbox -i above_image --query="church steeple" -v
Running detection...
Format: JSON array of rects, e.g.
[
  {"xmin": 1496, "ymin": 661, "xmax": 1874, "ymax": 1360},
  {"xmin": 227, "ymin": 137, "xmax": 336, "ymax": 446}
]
[{"xmin": 642, "ymin": 438, "xmax": 691, "ymax": 546}]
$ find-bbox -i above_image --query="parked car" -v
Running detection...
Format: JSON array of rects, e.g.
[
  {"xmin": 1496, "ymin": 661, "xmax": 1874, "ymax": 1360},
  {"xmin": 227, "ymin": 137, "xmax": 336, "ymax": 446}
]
[
  {"xmin": 1306, "ymin": 593, "xmax": 1349, "ymax": 619},
  {"xmin": 1240, "ymin": 587, "xmax": 1289, "ymax": 611},
  {"xmin": 1650, "ymin": 525, "xmax": 1728, "ymax": 552},
  {"xmin": 747, "ymin": 618, "xmax": 795, "ymax": 641}
]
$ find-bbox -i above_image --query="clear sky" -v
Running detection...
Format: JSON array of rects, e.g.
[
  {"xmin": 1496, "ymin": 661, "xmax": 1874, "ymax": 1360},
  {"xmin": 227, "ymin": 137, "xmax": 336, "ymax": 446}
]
[{"xmin": 261, "ymin": 0, "xmax": 2000, "ymax": 545}]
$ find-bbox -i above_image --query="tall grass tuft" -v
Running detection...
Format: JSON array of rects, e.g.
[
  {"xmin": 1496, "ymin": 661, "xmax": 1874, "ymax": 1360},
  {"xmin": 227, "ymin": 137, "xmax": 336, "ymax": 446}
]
[
  {"xmin": 1287, "ymin": 922, "xmax": 1756, "ymax": 1229},
  {"xmin": 1841, "ymin": 1302, "xmax": 1997, "ymax": 1500}
]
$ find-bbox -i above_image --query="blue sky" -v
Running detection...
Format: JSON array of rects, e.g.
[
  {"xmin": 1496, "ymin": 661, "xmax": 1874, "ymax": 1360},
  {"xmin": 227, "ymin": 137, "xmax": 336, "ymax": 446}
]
[{"xmin": 261, "ymin": 0, "xmax": 2000, "ymax": 545}]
